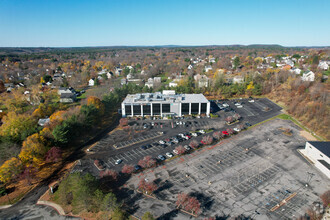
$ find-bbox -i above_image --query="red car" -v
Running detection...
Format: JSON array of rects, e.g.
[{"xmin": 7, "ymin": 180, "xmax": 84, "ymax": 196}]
[
  {"xmin": 201, "ymin": 140, "xmax": 206, "ymax": 144},
  {"xmin": 222, "ymin": 131, "xmax": 229, "ymax": 135}
]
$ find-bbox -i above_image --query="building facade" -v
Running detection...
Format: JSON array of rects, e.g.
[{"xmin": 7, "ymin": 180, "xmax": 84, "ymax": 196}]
[{"xmin": 121, "ymin": 91, "xmax": 210, "ymax": 117}]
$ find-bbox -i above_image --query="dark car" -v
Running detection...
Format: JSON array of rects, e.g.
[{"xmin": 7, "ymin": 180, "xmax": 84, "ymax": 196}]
[
  {"xmin": 147, "ymin": 144, "xmax": 152, "ymax": 148},
  {"xmin": 140, "ymin": 145, "xmax": 147, "ymax": 150},
  {"xmin": 135, "ymin": 165, "xmax": 142, "ymax": 171},
  {"xmin": 245, "ymin": 122, "xmax": 252, "ymax": 127}
]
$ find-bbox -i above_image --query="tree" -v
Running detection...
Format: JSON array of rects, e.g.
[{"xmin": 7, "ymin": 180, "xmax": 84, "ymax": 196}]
[
  {"xmin": 0, "ymin": 157, "xmax": 23, "ymax": 184},
  {"xmin": 111, "ymin": 207, "xmax": 126, "ymax": 220},
  {"xmin": 0, "ymin": 80, "xmax": 5, "ymax": 93},
  {"xmin": 141, "ymin": 212, "xmax": 155, "ymax": 220},
  {"xmin": 189, "ymin": 140, "xmax": 199, "ymax": 149},
  {"xmin": 100, "ymin": 169, "xmax": 118, "ymax": 180},
  {"xmin": 226, "ymin": 128, "xmax": 234, "ymax": 135},
  {"xmin": 19, "ymin": 133, "xmax": 48, "ymax": 167},
  {"xmin": 20, "ymin": 165, "xmax": 37, "ymax": 185},
  {"xmin": 225, "ymin": 116, "xmax": 234, "ymax": 124},
  {"xmin": 87, "ymin": 96, "xmax": 105, "ymax": 115},
  {"xmin": 121, "ymin": 164, "xmax": 134, "ymax": 174},
  {"xmin": 212, "ymin": 131, "xmax": 222, "ymax": 140},
  {"xmin": 176, "ymin": 193, "xmax": 201, "ymax": 215},
  {"xmin": 119, "ymin": 118, "xmax": 128, "ymax": 127},
  {"xmin": 233, "ymin": 57, "xmax": 240, "ymax": 69},
  {"xmin": 233, "ymin": 113, "xmax": 241, "ymax": 120},
  {"xmin": 138, "ymin": 156, "xmax": 156, "ymax": 168},
  {"xmin": 0, "ymin": 112, "xmax": 38, "ymax": 143},
  {"xmin": 44, "ymin": 147, "xmax": 62, "ymax": 163},
  {"xmin": 100, "ymin": 191, "xmax": 118, "ymax": 212},
  {"xmin": 201, "ymin": 136, "xmax": 213, "ymax": 145},
  {"xmin": 138, "ymin": 178, "xmax": 158, "ymax": 195},
  {"xmin": 320, "ymin": 190, "xmax": 330, "ymax": 207},
  {"xmin": 175, "ymin": 145, "xmax": 186, "ymax": 155}
]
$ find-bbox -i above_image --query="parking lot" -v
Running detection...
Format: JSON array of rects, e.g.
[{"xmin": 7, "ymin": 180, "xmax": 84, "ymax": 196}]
[{"xmin": 122, "ymin": 119, "xmax": 329, "ymax": 219}]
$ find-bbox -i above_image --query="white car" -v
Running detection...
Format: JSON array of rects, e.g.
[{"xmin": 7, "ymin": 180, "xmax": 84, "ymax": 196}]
[
  {"xmin": 173, "ymin": 149, "xmax": 179, "ymax": 155},
  {"xmin": 223, "ymin": 103, "xmax": 229, "ymax": 107},
  {"xmin": 159, "ymin": 140, "xmax": 165, "ymax": 144},
  {"xmin": 191, "ymin": 132, "xmax": 198, "ymax": 137},
  {"xmin": 233, "ymin": 128, "xmax": 240, "ymax": 132},
  {"xmin": 184, "ymin": 145, "xmax": 191, "ymax": 151},
  {"xmin": 236, "ymin": 105, "xmax": 243, "ymax": 108},
  {"xmin": 248, "ymin": 99, "xmax": 254, "ymax": 103},
  {"xmin": 115, "ymin": 159, "xmax": 123, "ymax": 165},
  {"xmin": 166, "ymin": 152, "xmax": 173, "ymax": 158},
  {"xmin": 234, "ymin": 102, "xmax": 242, "ymax": 106},
  {"xmin": 199, "ymin": 130, "xmax": 205, "ymax": 134}
]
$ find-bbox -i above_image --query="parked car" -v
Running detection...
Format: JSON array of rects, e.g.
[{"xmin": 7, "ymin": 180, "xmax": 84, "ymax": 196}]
[
  {"xmin": 236, "ymin": 105, "xmax": 243, "ymax": 108},
  {"xmin": 199, "ymin": 130, "xmax": 205, "ymax": 134},
  {"xmin": 245, "ymin": 122, "xmax": 252, "ymax": 127},
  {"xmin": 135, "ymin": 165, "xmax": 141, "ymax": 171},
  {"xmin": 166, "ymin": 152, "xmax": 174, "ymax": 158},
  {"xmin": 248, "ymin": 99, "xmax": 254, "ymax": 103},
  {"xmin": 172, "ymin": 138, "xmax": 179, "ymax": 144},
  {"xmin": 191, "ymin": 132, "xmax": 198, "ymax": 137},
  {"xmin": 222, "ymin": 131, "xmax": 229, "ymax": 135},
  {"xmin": 157, "ymin": 155, "xmax": 166, "ymax": 161},
  {"xmin": 140, "ymin": 145, "xmax": 147, "ymax": 150},
  {"xmin": 233, "ymin": 127, "xmax": 241, "ymax": 132},
  {"xmin": 159, "ymin": 140, "xmax": 165, "ymax": 144},
  {"xmin": 173, "ymin": 149, "xmax": 179, "ymax": 155},
  {"xmin": 115, "ymin": 159, "xmax": 123, "ymax": 165},
  {"xmin": 184, "ymin": 145, "xmax": 192, "ymax": 151}
]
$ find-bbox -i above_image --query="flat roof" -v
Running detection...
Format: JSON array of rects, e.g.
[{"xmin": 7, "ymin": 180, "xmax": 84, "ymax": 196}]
[
  {"xmin": 318, "ymin": 160, "xmax": 330, "ymax": 170},
  {"xmin": 122, "ymin": 92, "xmax": 209, "ymax": 104},
  {"xmin": 308, "ymin": 141, "xmax": 330, "ymax": 158}
]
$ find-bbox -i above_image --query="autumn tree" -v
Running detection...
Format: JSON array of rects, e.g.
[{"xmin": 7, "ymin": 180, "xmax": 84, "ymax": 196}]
[
  {"xmin": 141, "ymin": 212, "xmax": 155, "ymax": 220},
  {"xmin": 189, "ymin": 140, "xmax": 199, "ymax": 149},
  {"xmin": 138, "ymin": 178, "xmax": 158, "ymax": 195},
  {"xmin": 320, "ymin": 190, "xmax": 330, "ymax": 207},
  {"xmin": 225, "ymin": 116, "xmax": 234, "ymax": 124},
  {"xmin": 0, "ymin": 157, "xmax": 23, "ymax": 184},
  {"xmin": 226, "ymin": 128, "xmax": 234, "ymax": 135},
  {"xmin": 175, "ymin": 145, "xmax": 186, "ymax": 155},
  {"xmin": 0, "ymin": 112, "xmax": 38, "ymax": 142},
  {"xmin": 212, "ymin": 131, "xmax": 222, "ymax": 140},
  {"xmin": 201, "ymin": 136, "xmax": 213, "ymax": 145},
  {"xmin": 138, "ymin": 156, "xmax": 156, "ymax": 168},
  {"xmin": 176, "ymin": 193, "xmax": 201, "ymax": 215},
  {"xmin": 233, "ymin": 113, "xmax": 241, "ymax": 120},
  {"xmin": 19, "ymin": 133, "xmax": 48, "ymax": 167},
  {"xmin": 121, "ymin": 164, "xmax": 134, "ymax": 174},
  {"xmin": 0, "ymin": 80, "xmax": 5, "ymax": 93},
  {"xmin": 100, "ymin": 169, "xmax": 118, "ymax": 180},
  {"xmin": 119, "ymin": 118, "xmax": 128, "ymax": 127},
  {"xmin": 44, "ymin": 147, "xmax": 62, "ymax": 163},
  {"xmin": 87, "ymin": 96, "xmax": 105, "ymax": 115}
]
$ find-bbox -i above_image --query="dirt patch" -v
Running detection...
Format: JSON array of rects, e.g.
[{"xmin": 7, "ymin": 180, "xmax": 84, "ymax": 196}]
[{"xmin": 300, "ymin": 130, "xmax": 317, "ymax": 141}]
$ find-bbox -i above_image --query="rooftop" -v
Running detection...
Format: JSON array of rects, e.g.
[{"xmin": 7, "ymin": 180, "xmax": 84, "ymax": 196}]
[
  {"xmin": 308, "ymin": 141, "xmax": 330, "ymax": 158},
  {"xmin": 122, "ymin": 92, "xmax": 209, "ymax": 104}
]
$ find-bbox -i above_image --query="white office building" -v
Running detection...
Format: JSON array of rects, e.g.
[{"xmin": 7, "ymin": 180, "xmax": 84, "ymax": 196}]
[{"xmin": 121, "ymin": 90, "xmax": 210, "ymax": 117}]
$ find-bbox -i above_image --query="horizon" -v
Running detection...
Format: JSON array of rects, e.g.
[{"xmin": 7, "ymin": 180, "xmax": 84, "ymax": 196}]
[{"xmin": 0, "ymin": 0, "xmax": 329, "ymax": 47}]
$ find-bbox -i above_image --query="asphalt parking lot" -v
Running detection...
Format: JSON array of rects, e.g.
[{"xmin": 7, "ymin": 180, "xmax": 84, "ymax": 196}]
[
  {"xmin": 123, "ymin": 119, "xmax": 329, "ymax": 219},
  {"xmin": 78, "ymin": 98, "xmax": 283, "ymax": 176}
]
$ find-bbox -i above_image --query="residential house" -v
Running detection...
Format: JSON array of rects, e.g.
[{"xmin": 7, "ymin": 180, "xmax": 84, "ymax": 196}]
[
  {"xmin": 188, "ymin": 64, "xmax": 193, "ymax": 70},
  {"xmin": 285, "ymin": 59, "xmax": 295, "ymax": 67},
  {"xmin": 290, "ymin": 68, "xmax": 302, "ymax": 75},
  {"xmin": 38, "ymin": 118, "xmax": 50, "ymax": 127},
  {"xmin": 318, "ymin": 61, "xmax": 329, "ymax": 70},
  {"xmin": 121, "ymin": 78, "xmax": 127, "ymax": 85},
  {"xmin": 145, "ymin": 78, "xmax": 154, "ymax": 88},
  {"xmin": 115, "ymin": 67, "xmax": 122, "ymax": 76},
  {"xmin": 302, "ymin": 71, "xmax": 315, "ymax": 82},
  {"xmin": 233, "ymin": 76, "xmax": 244, "ymax": 84},
  {"xmin": 205, "ymin": 65, "xmax": 212, "ymax": 73},
  {"xmin": 209, "ymin": 58, "xmax": 216, "ymax": 63},
  {"xmin": 169, "ymin": 81, "xmax": 178, "ymax": 87},
  {"xmin": 127, "ymin": 73, "xmax": 133, "ymax": 80},
  {"xmin": 153, "ymin": 77, "xmax": 161, "ymax": 83},
  {"xmin": 58, "ymin": 87, "xmax": 75, "ymax": 95},
  {"xmin": 89, "ymin": 78, "xmax": 95, "ymax": 86},
  {"xmin": 60, "ymin": 93, "xmax": 76, "ymax": 103}
]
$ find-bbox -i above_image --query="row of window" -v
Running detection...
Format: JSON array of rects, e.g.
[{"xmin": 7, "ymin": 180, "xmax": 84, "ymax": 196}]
[{"xmin": 124, "ymin": 103, "xmax": 207, "ymax": 116}]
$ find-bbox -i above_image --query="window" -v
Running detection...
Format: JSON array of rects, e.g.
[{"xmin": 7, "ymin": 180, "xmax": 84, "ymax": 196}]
[
  {"xmin": 320, "ymin": 154, "xmax": 323, "ymax": 157},
  {"xmin": 133, "ymin": 105, "xmax": 141, "ymax": 116},
  {"xmin": 191, "ymin": 103, "xmax": 199, "ymax": 114},
  {"xmin": 201, "ymin": 103, "xmax": 207, "ymax": 114},
  {"xmin": 162, "ymin": 103, "xmax": 170, "ymax": 113},
  {"xmin": 181, "ymin": 103, "xmax": 189, "ymax": 114},
  {"xmin": 143, "ymin": 104, "xmax": 151, "ymax": 115},
  {"xmin": 125, "ymin": 105, "xmax": 131, "ymax": 115},
  {"xmin": 152, "ymin": 103, "xmax": 160, "ymax": 115}
]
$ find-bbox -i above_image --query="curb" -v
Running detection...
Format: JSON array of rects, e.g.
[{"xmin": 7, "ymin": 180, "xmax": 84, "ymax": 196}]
[
  {"xmin": 37, "ymin": 200, "xmax": 66, "ymax": 215},
  {"xmin": 0, "ymin": 205, "xmax": 12, "ymax": 209}
]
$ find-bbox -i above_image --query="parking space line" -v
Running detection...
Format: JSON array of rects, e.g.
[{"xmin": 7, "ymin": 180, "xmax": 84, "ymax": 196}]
[
  {"xmin": 135, "ymin": 148, "xmax": 146, "ymax": 157},
  {"xmin": 124, "ymin": 152, "xmax": 133, "ymax": 161},
  {"xmin": 108, "ymin": 159, "xmax": 115, "ymax": 166}
]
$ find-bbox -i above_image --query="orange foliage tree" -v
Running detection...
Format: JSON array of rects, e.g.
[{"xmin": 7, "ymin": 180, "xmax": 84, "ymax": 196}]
[
  {"xmin": 87, "ymin": 96, "xmax": 105, "ymax": 115},
  {"xmin": 0, "ymin": 157, "xmax": 23, "ymax": 184},
  {"xmin": 19, "ymin": 133, "xmax": 48, "ymax": 167}
]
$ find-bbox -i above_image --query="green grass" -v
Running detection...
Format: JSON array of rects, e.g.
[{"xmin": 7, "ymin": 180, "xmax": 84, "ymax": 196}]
[
  {"xmin": 248, "ymin": 113, "xmax": 325, "ymax": 141},
  {"xmin": 76, "ymin": 93, "xmax": 87, "ymax": 100}
]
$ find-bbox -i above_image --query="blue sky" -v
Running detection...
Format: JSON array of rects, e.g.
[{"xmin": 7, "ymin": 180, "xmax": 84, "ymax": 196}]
[{"xmin": 0, "ymin": 0, "xmax": 329, "ymax": 47}]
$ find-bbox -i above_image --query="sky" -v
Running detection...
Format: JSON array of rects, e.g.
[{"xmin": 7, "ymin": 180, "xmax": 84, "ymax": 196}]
[{"xmin": 0, "ymin": 0, "xmax": 329, "ymax": 47}]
